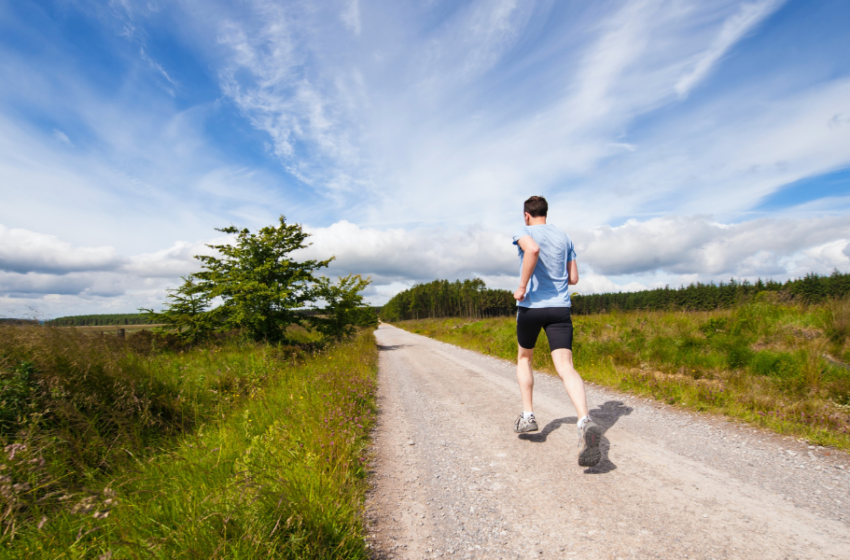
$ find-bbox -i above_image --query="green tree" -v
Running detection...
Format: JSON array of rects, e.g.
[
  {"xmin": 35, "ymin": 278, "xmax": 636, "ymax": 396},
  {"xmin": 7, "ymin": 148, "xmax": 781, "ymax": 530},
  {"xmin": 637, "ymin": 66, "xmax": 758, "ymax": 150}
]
[
  {"xmin": 309, "ymin": 274, "xmax": 378, "ymax": 340},
  {"xmin": 141, "ymin": 275, "xmax": 213, "ymax": 341},
  {"xmin": 194, "ymin": 216, "xmax": 333, "ymax": 341},
  {"xmin": 144, "ymin": 216, "xmax": 377, "ymax": 343}
]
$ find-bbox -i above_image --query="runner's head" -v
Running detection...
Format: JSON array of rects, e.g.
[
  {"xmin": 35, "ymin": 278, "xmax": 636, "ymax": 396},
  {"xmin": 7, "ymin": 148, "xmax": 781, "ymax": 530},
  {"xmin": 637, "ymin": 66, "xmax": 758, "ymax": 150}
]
[{"xmin": 523, "ymin": 196, "xmax": 548, "ymax": 225}]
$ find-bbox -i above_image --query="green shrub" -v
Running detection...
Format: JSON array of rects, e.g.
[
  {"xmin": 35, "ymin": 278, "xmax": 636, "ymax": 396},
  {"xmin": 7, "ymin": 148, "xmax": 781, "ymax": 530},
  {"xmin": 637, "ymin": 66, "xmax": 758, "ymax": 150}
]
[{"xmin": 749, "ymin": 350, "xmax": 802, "ymax": 379}]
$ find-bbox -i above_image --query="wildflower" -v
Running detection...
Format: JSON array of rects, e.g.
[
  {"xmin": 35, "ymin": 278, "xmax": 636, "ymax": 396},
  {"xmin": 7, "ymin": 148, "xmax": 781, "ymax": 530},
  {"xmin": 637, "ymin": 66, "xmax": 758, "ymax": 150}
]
[{"xmin": 5, "ymin": 443, "xmax": 26, "ymax": 460}]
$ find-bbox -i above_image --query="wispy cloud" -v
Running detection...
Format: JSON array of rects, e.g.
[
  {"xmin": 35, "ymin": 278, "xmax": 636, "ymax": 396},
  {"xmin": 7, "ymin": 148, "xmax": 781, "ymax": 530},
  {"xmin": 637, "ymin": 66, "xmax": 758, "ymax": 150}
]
[
  {"xmin": 52, "ymin": 129, "xmax": 72, "ymax": 145},
  {"xmin": 340, "ymin": 0, "xmax": 362, "ymax": 35},
  {"xmin": 140, "ymin": 47, "xmax": 179, "ymax": 95},
  {"xmin": 675, "ymin": 0, "xmax": 785, "ymax": 98}
]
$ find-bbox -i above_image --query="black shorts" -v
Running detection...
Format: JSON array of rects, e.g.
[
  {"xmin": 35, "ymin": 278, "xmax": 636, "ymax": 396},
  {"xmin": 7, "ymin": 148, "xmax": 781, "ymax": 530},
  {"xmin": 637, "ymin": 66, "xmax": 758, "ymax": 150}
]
[{"xmin": 516, "ymin": 307, "xmax": 573, "ymax": 351}]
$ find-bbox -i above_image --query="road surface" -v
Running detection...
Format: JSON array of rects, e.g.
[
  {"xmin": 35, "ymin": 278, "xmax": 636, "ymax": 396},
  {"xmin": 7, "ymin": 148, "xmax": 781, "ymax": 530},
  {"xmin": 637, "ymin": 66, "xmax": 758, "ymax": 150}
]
[{"xmin": 364, "ymin": 323, "xmax": 850, "ymax": 559}]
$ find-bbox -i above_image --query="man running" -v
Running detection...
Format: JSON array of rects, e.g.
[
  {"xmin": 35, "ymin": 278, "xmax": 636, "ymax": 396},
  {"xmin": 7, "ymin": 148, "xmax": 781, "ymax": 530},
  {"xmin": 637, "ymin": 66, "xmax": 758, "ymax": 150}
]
[{"xmin": 511, "ymin": 196, "xmax": 602, "ymax": 467}]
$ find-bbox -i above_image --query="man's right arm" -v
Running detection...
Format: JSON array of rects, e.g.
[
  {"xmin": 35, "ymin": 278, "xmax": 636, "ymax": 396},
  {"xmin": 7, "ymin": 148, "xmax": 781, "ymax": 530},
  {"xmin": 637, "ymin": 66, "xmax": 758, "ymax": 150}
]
[
  {"xmin": 514, "ymin": 235, "xmax": 539, "ymax": 301},
  {"xmin": 568, "ymin": 259, "xmax": 579, "ymax": 285}
]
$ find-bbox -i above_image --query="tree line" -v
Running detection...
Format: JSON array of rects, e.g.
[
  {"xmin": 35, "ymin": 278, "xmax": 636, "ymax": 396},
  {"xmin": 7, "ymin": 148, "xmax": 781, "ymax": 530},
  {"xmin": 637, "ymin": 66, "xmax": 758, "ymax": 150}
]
[
  {"xmin": 571, "ymin": 270, "xmax": 850, "ymax": 314},
  {"xmin": 47, "ymin": 314, "xmax": 158, "ymax": 326},
  {"xmin": 378, "ymin": 278, "xmax": 516, "ymax": 322},
  {"xmin": 379, "ymin": 270, "xmax": 850, "ymax": 321}
]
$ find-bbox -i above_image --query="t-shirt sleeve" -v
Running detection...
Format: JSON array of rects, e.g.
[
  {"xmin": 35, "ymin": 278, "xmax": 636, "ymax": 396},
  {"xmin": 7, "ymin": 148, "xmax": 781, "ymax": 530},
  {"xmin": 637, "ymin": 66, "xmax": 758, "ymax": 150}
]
[
  {"xmin": 512, "ymin": 226, "xmax": 531, "ymax": 245},
  {"xmin": 567, "ymin": 238, "xmax": 577, "ymax": 262}
]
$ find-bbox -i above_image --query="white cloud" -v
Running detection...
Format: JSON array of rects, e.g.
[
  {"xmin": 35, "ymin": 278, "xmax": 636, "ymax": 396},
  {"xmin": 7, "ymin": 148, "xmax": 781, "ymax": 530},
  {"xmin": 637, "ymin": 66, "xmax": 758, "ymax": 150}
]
[
  {"xmin": 0, "ymin": 225, "xmax": 124, "ymax": 275},
  {"xmin": 2, "ymin": 213, "xmax": 849, "ymax": 318},
  {"xmin": 122, "ymin": 238, "xmax": 225, "ymax": 278},
  {"xmin": 140, "ymin": 47, "xmax": 178, "ymax": 95},
  {"xmin": 296, "ymin": 215, "xmax": 850, "ymax": 303},
  {"xmin": 340, "ymin": 0, "xmax": 361, "ymax": 35},
  {"xmin": 52, "ymin": 129, "xmax": 72, "ymax": 145},
  {"xmin": 575, "ymin": 215, "xmax": 850, "ymax": 277},
  {"xmin": 296, "ymin": 220, "xmax": 516, "ymax": 282},
  {"xmin": 675, "ymin": 0, "xmax": 784, "ymax": 98}
]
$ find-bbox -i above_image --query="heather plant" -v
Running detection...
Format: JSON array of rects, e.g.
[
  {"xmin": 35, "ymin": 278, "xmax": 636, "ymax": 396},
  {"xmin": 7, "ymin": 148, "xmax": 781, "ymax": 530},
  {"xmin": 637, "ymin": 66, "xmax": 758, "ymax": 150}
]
[{"xmin": 397, "ymin": 300, "xmax": 850, "ymax": 448}]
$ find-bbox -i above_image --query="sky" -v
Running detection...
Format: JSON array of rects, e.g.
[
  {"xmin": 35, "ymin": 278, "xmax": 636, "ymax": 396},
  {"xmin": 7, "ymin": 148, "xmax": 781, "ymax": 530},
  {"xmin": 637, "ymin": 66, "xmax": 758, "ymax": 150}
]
[{"xmin": 1, "ymin": 0, "xmax": 849, "ymax": 318}]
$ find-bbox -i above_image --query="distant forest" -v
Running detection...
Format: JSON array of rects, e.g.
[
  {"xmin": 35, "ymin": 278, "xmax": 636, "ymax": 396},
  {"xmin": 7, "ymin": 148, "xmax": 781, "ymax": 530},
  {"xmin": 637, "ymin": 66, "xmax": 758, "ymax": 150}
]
[
  {"xmin": 47, "ymin": 313, "xmax": 159, "ymax": 326},
  {"xmin": 379, "ymin": 279, "xmax": 516, "ymax": 322},
  {"xmin": 379, "ymin": 270, "xmax": 850, "ymax": 322}
]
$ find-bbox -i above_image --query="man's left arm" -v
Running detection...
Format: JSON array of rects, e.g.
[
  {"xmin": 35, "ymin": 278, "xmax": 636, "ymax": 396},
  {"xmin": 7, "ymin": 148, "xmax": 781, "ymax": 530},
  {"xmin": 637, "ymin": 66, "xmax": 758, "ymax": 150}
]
[{"xmin": 568, "ymin": 259, "xmax": 579, "ymax": 285}]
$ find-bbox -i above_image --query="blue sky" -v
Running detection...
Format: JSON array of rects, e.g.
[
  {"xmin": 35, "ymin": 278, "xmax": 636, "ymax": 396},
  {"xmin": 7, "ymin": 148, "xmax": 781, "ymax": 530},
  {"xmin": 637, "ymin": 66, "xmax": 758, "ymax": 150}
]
[{"xmin": 1, "ymin": 0, "xmax": 849, "ymax": 317}]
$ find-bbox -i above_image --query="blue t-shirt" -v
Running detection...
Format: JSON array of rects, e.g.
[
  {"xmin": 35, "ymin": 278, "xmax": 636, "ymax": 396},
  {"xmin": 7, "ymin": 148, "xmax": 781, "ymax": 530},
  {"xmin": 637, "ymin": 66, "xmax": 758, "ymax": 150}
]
[{"xmin": 512, "ymin": 224, "xmax": 576, "ymax": 308}]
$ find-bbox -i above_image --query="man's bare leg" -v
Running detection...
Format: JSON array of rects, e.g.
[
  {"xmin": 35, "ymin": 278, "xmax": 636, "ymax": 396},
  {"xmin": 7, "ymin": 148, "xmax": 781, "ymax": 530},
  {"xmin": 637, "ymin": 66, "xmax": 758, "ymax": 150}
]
[
  {"xmin": 550, "ymin": 348, "xmax": 589, "ymax": 419},
  {"xmin": 551, "ymin": 348, "xmax": 601, "ymax": 466},
  {"xmin": 516, "ymin": 346, "xmax": 535, "ymax": 412}
]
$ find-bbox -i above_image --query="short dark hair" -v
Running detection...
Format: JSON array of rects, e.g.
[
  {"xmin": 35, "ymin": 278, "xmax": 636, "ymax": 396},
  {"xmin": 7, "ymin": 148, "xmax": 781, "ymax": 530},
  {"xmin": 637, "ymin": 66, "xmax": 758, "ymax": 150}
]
[{"xmin": 523, "ymin": 196, "xmax": 548, "ymax": 217}]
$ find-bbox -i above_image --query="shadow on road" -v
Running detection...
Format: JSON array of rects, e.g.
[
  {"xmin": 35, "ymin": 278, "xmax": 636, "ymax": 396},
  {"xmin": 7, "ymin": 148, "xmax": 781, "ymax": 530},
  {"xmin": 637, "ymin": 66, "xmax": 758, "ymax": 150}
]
[
  {"xmin": 518, "ymin": 400, "xmax": 633, "ymax": 475},
  {"xmin": 377, "ymin": 344, "xmax": 407, "ymax": 351}
]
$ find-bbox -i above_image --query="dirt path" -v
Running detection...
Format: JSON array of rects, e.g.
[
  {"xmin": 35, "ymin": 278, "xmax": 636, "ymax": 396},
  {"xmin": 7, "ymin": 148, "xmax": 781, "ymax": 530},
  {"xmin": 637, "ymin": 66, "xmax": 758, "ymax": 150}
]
[{"xmin": 364, "ymin": 324, "xmax": 850, "ymax": 560}]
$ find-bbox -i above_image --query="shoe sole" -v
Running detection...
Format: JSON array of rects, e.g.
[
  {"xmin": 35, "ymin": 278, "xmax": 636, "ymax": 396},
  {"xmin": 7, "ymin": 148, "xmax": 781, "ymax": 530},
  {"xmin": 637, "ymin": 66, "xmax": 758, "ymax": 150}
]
[
  {"xmin": 514, "ymin": 422, "xmax": 539, "ymax": 433},
  {"xmin": 578, "ymin": 424, "xmax": 602, "ymax": 467}
]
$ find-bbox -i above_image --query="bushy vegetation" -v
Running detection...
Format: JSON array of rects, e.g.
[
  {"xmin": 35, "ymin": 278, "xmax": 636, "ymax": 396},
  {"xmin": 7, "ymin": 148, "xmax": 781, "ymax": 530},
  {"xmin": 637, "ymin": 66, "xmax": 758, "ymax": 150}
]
[
  {"xmin": 379, "ymin": 270, "xmax": 850, "ymax": 322},
  {"xmin": 397, "ymin": 296, "xmax": 850, "ymax": 448},
  {"xmin": 45, "ymin": 314, "xmax": 157, "ymax": 327},
  {"xmin": 144, "ymin": 216, "xmax": 376, "ymax": 343},
  {"xmin": 0, "ymin": 324, "xmax": 377, "ymax": 558},
  {"xmin": 379, "ymin": 278, "xmax": 516, "ymax": 321}
]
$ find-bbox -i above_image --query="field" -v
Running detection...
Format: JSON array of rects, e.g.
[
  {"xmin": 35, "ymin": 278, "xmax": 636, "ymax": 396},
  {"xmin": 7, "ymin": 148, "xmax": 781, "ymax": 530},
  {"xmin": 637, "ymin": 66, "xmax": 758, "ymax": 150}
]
[
  {"xmin": 394, "ymin": 297, "xmax": 850, "ymax": 449},
  {"xmin": 59, "ymin": 324, "xmax": 167, "ymax": 334},
  {"xmin": 0, "ymin": 325, "xmax": 377, "ymax": 559}
]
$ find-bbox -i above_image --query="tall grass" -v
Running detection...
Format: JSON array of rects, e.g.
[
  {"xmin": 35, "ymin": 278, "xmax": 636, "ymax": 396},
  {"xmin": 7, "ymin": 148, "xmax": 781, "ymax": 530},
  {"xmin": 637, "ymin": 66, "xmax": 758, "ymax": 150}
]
[
  {"xmin": 0, "ymin": 325, "xmax": 377, "ymax": 558},
  {"xmin": 397, "ymin": 298, "xmax": 850, "ymax": 449}
]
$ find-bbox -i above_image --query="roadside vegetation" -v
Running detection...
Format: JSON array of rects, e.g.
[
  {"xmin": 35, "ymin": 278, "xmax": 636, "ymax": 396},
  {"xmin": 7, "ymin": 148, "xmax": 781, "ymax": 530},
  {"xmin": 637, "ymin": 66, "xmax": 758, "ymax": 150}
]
[
  {"xmin": 0, "ymin": 325, "xmax": 377, "ymax": 558},
  {"xmin": 395, "ymin": 295, "xmax": 850, "ymax": 449},
  {"xmin": 1, "ymin": 217, "xmax": 379, "ymax": 558}
]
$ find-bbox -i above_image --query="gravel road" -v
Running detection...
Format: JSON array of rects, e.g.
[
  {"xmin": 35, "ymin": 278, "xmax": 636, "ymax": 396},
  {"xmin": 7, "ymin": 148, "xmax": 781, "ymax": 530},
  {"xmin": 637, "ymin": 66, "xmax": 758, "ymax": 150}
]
[{"xmin": 364, "ymin": 323, "xmax": 850, "ymax": 560}]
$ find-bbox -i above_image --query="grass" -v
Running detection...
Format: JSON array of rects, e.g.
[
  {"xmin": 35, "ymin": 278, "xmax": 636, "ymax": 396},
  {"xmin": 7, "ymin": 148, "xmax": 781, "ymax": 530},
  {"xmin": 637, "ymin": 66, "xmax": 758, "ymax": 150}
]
[
  {"xmin": 0, "ymin": 325, "xmax": 377, "ymax": 558},
  {"xmin": 394, "ymin": 298, "xmax": 850, "ymax": 450}
]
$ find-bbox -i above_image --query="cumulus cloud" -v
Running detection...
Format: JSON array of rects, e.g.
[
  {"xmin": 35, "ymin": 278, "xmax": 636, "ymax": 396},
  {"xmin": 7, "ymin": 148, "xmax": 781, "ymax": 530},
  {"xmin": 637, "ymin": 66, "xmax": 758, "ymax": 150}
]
[
  {"xmin": 296, "ymin": 220, "xmax": 516, "ymax": 283},
  {"xmin": 576, "ymin": 216, "xmax": 850, "ymax": 277},
  {"xmin": 123, "ymin": 238, "xmax": 226, "ymax": 278},
  {"xmin": 0, "ymin": 272, "xmax": 96, "ymax": 297},
  {"xmin": 2, "ymin": 214, "xmax": 849, "ymax": 319},
  {"xmin": 292, "ymin": 215, "xmax": 850, "ymax": 296},
  {"xmin": 0, "ymin": 225, "xmax": 124, "ymax": 275}
]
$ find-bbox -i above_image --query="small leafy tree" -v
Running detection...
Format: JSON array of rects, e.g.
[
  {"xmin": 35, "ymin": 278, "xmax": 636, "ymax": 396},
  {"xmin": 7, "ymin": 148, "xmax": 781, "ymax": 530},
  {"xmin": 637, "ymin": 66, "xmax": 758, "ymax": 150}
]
[
  {"xmin": 193, "ymin": 216, "xmax": 332, "ymax": 342},
  {"xmin": 141, "ymin": 275, "xmax": 213, "ymax": 341},
  {"xmin": 310, "ymin": 274, "xmax": 378, "ymax": 340},
  {"xmin": 143, "ymin": 216, "xmax": 379, "ymax": 343}
]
